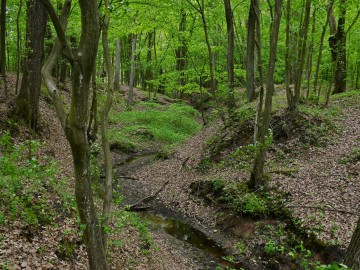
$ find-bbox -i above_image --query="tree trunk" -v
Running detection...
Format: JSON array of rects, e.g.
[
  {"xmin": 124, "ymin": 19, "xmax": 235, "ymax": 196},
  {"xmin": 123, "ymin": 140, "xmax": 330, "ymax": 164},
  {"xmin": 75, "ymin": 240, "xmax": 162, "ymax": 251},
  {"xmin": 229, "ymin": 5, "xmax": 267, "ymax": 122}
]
[
  {"xmin": 146, "ymin": 31, "xmax": 153, "ymax": 98},
  {"xmin": 197, "ymin": 0, "xmax": 216, "ymax": 95},
  {"xmin": 16, "ymin": 0, "xmax": 48, "ymax": 131},
  {"xmin": 15, "ymin": 0, "xmax": 22, "ymax": 95},
  {"xmin": 253, "ymin": 0, "xmax": 264, "ymax": 144},
  {"xmin": 249, "ymin": 0, "xmax": 283, "ymax": 189},
  {"xmin": 314, "ymin": 6, "xmax": 331, "ymax": 101},
  {"xmin": 305, "ymin": 8, "xmax": 316, "ymax": 101},
  {"xmin": 40, "ymin": 0, "xmax": 109, "ymax": 268},
  {"xmin": 246, "ymin": 0, "xmax": 257, "ymax": 102},
  {"xmin": 290, "ymin": 0, "xmax": 311, "ymax": 110},
  {"xmin": 332, "ymin": 0, "xmax": 346, "ymax": 94},
  {"xmin": 114, "ymin": 38, "xmax": 121, "ymax": 91},
  {"xmin": 128, "ymin": 33, "xmax": 137, "ymax": 107},
  {"xmin": 345, "ymin": 216, "xmax": 360, "ymax": 269},
  {"xmin": 0, "ymin": 0, "xmax": 7, "ymax": 97},
  {"xmin": 175, "ymin": 10, "xmax": 188, "ymax": 98},
  {"xmin": 224, "ymin": 0, "xmax": 235, "ymax": 111},
  {"xmin": 100, "ymin": 0, "xmax": 114, "ymax": 250},
  {"xmin": 285, "ymin": 0, "xmax": 292, "ymax": 106}
]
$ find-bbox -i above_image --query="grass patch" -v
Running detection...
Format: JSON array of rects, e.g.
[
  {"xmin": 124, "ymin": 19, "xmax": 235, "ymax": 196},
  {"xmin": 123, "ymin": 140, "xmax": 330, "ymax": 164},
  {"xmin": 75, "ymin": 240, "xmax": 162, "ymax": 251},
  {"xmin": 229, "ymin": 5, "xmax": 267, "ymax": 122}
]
[{"xmin": 108, "ymin": 102, "xmax": 201, "ymax": 152}]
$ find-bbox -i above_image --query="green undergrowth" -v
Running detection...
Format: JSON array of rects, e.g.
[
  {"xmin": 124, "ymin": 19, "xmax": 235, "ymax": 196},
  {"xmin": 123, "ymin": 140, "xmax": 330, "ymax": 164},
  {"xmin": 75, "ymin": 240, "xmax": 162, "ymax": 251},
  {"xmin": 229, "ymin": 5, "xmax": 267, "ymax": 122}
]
[
  {"xmin": 0, "ymin": 131, "xmax": 76, "ymax": 229},
  {"xmin": 200, "ymin": 95, "xmax": 341, "ymax": 172},
  {"xmin": 192, "ymin": 177, "xmax": 348, "ymax": 269},
  {"xmin": 108, "ymin": 101, "xmax": 201, "ymax": 153}
]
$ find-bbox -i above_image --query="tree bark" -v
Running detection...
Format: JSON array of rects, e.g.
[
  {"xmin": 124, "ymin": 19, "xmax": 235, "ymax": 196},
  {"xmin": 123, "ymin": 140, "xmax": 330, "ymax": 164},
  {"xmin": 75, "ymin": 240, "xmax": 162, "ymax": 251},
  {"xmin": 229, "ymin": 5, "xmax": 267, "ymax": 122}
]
[
  {"xmin": 100, "ymin": 0, "xmax": 114, "ymax": 250},
  {"xmin": 331, "ymin": 0, "xmax": 346, "ymax": 94},
  {"xmin": 40, "ymin": 0, "xmax": 109, "ymax": 268},
  {"xmin": 15, "ymin": 0, "xmax": 22, "ymax": 95},
  {"xmin": 175, "ymin": 10, "xmax": 188, "ymax": 98},
  {"xmin": 246, "ymin": 0, "xmax": 256, "ymax": 102},
  {"xmin": 0, "ymin": 0, "xmax": 7, "ymax": 97},
  {"xmin": 285, "ymin": 0, "xmax": 292, "ymax": 106},
  {"xmin": 290, "ymin": 0, "xmax": 311, "ymax": 110},
  {"xmin": 16, "ymin": 0, "xmax": 48, "ymax": 130},
  {"xmin": 114, "ymin": 38, "xmax": 121, "ymax": 91},
  {"xmin": 146, "ymin": 31, "xmax": 153, "ymax": 98},
  {"xmin": 249, "ymin": 0, "xmax": 283, "ymax": 189},
  {"xmin": 224, "ymin": 0, "xmax": 235, "ymax": 111},
  {"xmin": 314, "ymin": 6, "xmax": 331, "ymax": 101},
  {"xmin": 128, "ymin": 33, "xmax": 137, "ymax": 107},
  {"xmin": 345, "ymin": 216, "xmax": 360, "ymax": 269}
]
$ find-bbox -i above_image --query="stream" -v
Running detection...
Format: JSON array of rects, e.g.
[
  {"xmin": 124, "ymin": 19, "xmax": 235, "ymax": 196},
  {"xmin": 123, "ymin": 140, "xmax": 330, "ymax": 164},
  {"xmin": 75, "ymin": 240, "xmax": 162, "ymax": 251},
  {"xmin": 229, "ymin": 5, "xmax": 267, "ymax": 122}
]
[{"xmin": 112, "ymin": 151, "xmax": 242, "ymax": 269}]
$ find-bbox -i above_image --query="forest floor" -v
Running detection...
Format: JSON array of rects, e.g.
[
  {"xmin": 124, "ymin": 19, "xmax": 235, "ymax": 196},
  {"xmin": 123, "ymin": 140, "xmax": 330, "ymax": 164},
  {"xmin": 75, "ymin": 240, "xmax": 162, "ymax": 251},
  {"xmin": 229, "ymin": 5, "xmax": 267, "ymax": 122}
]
[{"xmin": 0, "ymin": 74, "xmax": 359, "ymax": 269}]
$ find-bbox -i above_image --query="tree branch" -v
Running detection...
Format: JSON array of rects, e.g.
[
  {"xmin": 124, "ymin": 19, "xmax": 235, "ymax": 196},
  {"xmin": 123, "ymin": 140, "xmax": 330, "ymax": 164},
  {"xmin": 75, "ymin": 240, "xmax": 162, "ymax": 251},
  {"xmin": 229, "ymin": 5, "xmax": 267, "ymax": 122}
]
[
  {"xmin": 39, "ymin": 0, "xmax": 74, "ymax": 63},
  {"xmin": 41, "ymin": 0, "xmax": 72, "ymax": 128}
]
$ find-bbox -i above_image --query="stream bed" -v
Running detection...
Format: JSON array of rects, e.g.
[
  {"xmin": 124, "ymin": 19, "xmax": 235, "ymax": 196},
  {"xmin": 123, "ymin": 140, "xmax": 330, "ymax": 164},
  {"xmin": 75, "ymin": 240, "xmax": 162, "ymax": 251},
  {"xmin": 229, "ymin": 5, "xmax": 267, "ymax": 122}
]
[{"xmin": 141, "ymin": 211, "xmax": 238, "ymax": 268}]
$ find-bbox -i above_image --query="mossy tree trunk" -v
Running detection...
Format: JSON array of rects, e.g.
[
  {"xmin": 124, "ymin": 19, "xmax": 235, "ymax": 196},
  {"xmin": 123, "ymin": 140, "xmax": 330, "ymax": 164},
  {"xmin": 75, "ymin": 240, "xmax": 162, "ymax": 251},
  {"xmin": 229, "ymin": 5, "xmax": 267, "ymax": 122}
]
[
  {"xmin": 100, "ymin": 0, "xmax": 114, "ymax": 250},
  {"xmin": 40, "ymin": 0, "xmax": 109, "ymax": 268}
]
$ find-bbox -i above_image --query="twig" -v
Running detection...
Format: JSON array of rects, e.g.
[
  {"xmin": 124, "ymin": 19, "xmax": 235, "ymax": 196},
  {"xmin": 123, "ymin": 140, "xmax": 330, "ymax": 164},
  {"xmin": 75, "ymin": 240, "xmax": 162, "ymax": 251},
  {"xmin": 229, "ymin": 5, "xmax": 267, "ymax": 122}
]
[
  {"xmin": 178, "ymin": 157, "xmax": 190, "ymax": 174},
  {"xmin": 128, "ymin": 180, "xmax": 170, "ymax": 211},
  {"xmin": 286, "ymin": 205, "xmax": 357, "ymax": 215},
  {"xmin": 117, "ymin": 175, "xmax": 140, "ymax": 181}
]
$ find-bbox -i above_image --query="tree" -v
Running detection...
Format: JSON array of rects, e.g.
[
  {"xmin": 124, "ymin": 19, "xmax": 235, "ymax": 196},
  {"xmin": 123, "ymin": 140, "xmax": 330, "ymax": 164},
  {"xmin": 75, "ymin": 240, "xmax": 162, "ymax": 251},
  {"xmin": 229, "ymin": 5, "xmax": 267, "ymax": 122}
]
[
  {"xmin": 40, "ymin": 0, "xmax": 109, "ymax": 268},
  {"xmin": 128, "ymin": 33, "xmax": 137, "ymax": 107},
  {"xmin": 100, "ymin": 0, "xmax": 114, "ymax": 249},
  {"xmin": 246, "ymin": 0, "xmax": 257, "ymax": 102},
  {"xmin": 186, "ymin": 0, "xmax": 217, "ymax": 95},
  {"xmin": 328, "ymin": 0, "xmax": 346, "ymax": 94},
  {"xmin": 114, "ymin": 38, "xmax": 121, "ymax": 90},
  {"xmin": 345, "ymin": 216, "xmax": 360, "ymax": 269},
  {"xmin": 175, "ymin": 10, "xmax": 188, "ymax": 98},
  {"xmin": 289, "ymin": 0, "xmax": 311, "ymax": 110},
  {"xmin": 16, "ymin": 0, "xmax": 48, "ymax": 130},
  {"xmin": 0, "ymin": 0, "xmax": 7, "ymax": 97},
  {"xmin": 249, "ymin": 0, "xmax": 283, "ymax": 189},
  {"xmin": 223, "ymin": 0, "xmax": 235, "ymax": 111}
]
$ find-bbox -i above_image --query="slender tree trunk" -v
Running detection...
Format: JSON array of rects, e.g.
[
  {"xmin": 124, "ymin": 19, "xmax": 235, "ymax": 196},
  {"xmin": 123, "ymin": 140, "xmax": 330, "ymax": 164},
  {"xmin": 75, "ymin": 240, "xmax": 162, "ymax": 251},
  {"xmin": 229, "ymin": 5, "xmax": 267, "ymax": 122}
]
[
  {"xmin": 100, "ymin": 0, "xmax": 114, "ymax": 250},
  {"xmin": 0, "ymin": 0, "xmax": 7, "ymax": 97},
  {"xmin": 128, "ymin": 33, "xmax": 137, "ymax": 107},
  {"xmin": 345, "ymin": 216, "xmax": 360, "ymax": 269},
  {"xmin": 114, "ymin": 38, "xmax": 121, "ymax": 91},
  {"xmin": 40, "ymin": 0, "xmax": 109, "ymax": 268},
  {"xmin": 16, "ymin": 0, "xmax": 48, "ymax": 130},
  {"xmin": 250, "ymin": 0, "xmax": 283, "ymax": 189},
  {"xmin": 196, "ymin": 0, "xmax": 216, "ymax": 95},
  {"xmin": 175, "ymin": 10, "xmax": 188, "ymax": 98},
  {"xmin": 87, "ymin": 66, "xmax": 98, "ymax": 142},
  {"xmin": 285, "ymin": 0, "xmax": 292, "ymax": 106},
  {"xmin": 15, "ymin": 0, "xmax": 22, "ymax": 95},
  {"xmin": 290, "ymin": 0, "xmax": 311, "ymax": 110},
  {"xmin": 314, "ymin": 6, "xmax": 331, "ymax": 100},
  {"xmin": 146, "ymin": 31, "xmax": 153, "ymax": 98},
  {"xmin": 305, "ymin": 8, "xmax": 316, "ymax": 101},
  {"xmin": 224, "ymin": 0, "xmax": 235, "ymax": 111},
  {"xmin": 246, "ymin": 0, "xmax": 256, "ymax": 102},
  {"xmin": 253, "ymin": 0, "xmax": 264, "ymax": 144}
]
